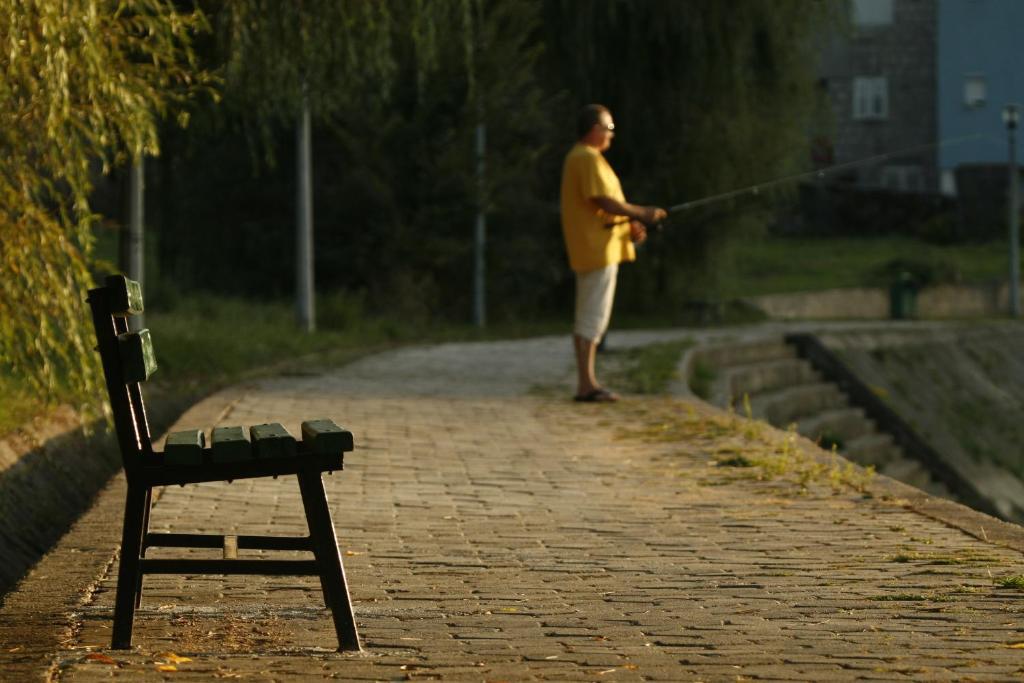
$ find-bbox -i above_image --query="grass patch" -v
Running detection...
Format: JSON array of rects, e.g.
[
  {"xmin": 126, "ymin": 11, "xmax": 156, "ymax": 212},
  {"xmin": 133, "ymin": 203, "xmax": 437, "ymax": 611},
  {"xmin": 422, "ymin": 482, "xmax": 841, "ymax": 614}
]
[
  {"xmin": 725, "ymin": 235, "xmax": 1009, "ymax": 298},
  {"xmin": 995, "ymin": 575, "xmax": 1024, "ymax": 589},
  {"xmin": 888, "ymin": 551, "xmax": 1004, "ymax": 566},
  {"xmin": 603, "ymin": 339, "xmax": 692, "ymax": 395},
  {"xmin": 688, "ymin": 358, "xmax": 716, "ymax": 399},
  {"xmin": 613, "ymin": 398, "xmax": 876, "ymax": 495},
  {"xmin": 869, "ymin": 592, "xmax": 960, "ymax": 603},
  {"xmin": 869, "ymin": 593, "xmax": 930, "ymax": 602}
]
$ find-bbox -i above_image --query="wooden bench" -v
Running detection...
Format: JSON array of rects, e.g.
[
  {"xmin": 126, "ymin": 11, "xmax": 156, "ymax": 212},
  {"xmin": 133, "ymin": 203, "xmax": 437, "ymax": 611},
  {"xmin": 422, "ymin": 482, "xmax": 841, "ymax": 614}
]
[{"xmin": 87, "ymin": 275, "xmax": 361, "ymax": 651}]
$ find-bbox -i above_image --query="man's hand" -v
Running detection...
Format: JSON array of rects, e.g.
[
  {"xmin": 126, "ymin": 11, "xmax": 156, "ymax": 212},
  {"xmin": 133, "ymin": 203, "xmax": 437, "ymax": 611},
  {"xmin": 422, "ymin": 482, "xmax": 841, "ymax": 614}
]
[
  {"xmin": 642, "ymin": 206, "xmax": 667, "ymax": 224},
  {"xmin": 629, "ymin": 220, "xmax": 647, "ymax": 245},
  {"xmin": 592, "ymin": 196, "xmax": 668, "ymax": 226}
]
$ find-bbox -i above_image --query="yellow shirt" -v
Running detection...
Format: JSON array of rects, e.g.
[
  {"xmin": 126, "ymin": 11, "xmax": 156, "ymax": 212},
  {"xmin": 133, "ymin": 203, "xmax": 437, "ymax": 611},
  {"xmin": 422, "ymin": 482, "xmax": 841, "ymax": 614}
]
[{"xmin": 559, "ymin": 143, "xmax": 636, "ymax": 274}]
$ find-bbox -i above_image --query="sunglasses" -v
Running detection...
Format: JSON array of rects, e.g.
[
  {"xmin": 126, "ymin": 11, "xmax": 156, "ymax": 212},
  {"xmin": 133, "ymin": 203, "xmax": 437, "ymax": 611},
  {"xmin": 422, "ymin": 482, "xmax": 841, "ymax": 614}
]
[{"xmin": 598, "ymin": 122, "xmax": 615, "ymax": 132}]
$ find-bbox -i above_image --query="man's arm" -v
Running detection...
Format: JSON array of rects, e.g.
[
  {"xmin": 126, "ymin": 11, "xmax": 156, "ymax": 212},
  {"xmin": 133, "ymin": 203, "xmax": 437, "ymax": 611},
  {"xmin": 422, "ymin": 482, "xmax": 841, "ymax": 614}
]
[{"xmin": 592, "ymin": 196, "xmax": 667, "ymax": 225}]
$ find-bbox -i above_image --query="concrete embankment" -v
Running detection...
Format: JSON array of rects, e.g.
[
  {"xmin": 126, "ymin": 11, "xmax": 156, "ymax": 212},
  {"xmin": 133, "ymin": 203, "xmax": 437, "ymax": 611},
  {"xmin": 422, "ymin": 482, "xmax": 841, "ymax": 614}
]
[
  {"xmin": 683, "ymin": 321, "xmax": 1024, "ymax": 524},
  {"xmin": 746, "ymin": 282, "xmax": 1023, "ymax": 320},
  {"xmin": 822, "ymin": 323, "xmax": 1024, "ymax": 520},
  {"xmin": 0, "ymin": 390, "xmax": 199, "ymax": 596}
]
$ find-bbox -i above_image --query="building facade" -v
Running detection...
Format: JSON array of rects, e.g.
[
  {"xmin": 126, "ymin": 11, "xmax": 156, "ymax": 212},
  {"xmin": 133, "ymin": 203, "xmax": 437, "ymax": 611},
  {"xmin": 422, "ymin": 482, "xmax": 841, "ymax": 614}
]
[
  {"xmin": 818, "ymin": 0, "xmax": 1024, "ymax": 198},
  {"xmin": 818, "ymin": 0, "xmax": 938, "ymax": 192},
  {"xmin": 937, "ymin": 0, "xmax": 1024, "ymax": 196}
]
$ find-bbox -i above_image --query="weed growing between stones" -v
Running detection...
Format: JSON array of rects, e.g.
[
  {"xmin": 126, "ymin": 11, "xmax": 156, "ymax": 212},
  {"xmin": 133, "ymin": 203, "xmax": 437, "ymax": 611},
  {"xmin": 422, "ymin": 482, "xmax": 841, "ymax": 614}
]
[
  {"xmin": 994, "ymin": 575, "xmax": 1024, "ymax": 589},
  {"xmin": 887, "ymin": 551, "xmax": 1005, "ymax": 566},
  {"xmin": 613, "ymin": 397, "xmax": 876, "ymax": 496},
  {"xmin": 868, "ymin": 592, "xmax": 962, "ymax": 603}
]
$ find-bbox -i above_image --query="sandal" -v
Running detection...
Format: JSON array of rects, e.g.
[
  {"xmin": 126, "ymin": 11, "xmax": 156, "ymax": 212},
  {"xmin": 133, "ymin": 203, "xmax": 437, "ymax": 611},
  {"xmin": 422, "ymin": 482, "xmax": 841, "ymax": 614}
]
[{"xmin": 573, "ymin": 387, "xmax": 619, "ymax": 403}]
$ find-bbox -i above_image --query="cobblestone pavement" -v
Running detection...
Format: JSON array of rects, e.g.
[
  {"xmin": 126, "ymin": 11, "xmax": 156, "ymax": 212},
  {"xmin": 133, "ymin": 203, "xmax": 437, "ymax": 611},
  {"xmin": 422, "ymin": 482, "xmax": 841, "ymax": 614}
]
[{"xmin": 3, "ymin": 328, "xmax": 1024, "ymax": 681}]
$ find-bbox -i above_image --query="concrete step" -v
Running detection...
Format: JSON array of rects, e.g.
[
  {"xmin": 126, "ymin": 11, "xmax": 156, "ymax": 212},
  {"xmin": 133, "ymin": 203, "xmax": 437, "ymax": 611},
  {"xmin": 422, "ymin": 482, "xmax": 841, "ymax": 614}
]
[
  {"xmin": 725, "ymin": 359, "xmax": 819, "ymax": 403},
  {"xmin": 694, "ymin": 340, "xmax": 794, "ymax": 369},
  {"xmin": 796, "ymin": 407, "xmax": 874, "ymax": 447},
  {"xmin": 841, "ymin": 432, "xmax": 901, "ymax": 468},
  {"xmin": 880, "ymin": 458, "xmax": 952, "ymax": 498},
  {"xmin": 749, "ymin": 382, "xmax": 848, "ymax": 426}
]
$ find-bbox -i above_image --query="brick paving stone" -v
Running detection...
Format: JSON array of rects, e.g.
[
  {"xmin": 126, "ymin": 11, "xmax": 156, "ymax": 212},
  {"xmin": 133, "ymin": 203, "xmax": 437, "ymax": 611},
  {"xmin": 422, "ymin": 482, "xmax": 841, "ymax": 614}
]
[{"xmin": 3, "ymin": 330, "xmax": 1024, "ymax": 681}]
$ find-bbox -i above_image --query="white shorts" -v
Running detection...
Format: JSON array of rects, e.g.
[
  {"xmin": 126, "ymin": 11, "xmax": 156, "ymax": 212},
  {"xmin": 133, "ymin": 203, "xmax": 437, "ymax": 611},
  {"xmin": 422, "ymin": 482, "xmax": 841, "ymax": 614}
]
[{"xmin": 574, "ymin": 264, "xmax": 618, "ymax": 342}]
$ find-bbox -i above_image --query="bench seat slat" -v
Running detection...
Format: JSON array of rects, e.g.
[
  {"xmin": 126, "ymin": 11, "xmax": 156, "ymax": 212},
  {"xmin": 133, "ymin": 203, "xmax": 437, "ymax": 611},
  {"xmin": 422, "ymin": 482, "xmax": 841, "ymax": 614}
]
[
  {"xmin": 164, "ymin": 429, "xmax": 205, "ymax": 465},
  {"xmin": 142, "ymin": 451, "xmax": 343, "ymax": 487},
  {"xmin": 211, "ymin": 426, "xmax": 251, "ymax": 463},
  {"xmin": 250, "ymin": 423, "xmax": 296, "ymax": 458},
  {"xmin": 301, "ymin": 419, "xmax": 354, "ymax": 454}
]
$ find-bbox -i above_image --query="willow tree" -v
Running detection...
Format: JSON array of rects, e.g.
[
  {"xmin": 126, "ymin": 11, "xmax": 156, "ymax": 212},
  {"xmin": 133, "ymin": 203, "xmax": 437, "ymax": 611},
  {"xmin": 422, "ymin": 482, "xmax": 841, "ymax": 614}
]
[
  {"xmin": 216, "ymin": 1, "xmax": 403, "ymax": 331},
  {"xmin": 0, "ymin": 1, "xmax": 210, "ymax": 405},
  {"xmin": 542, "ymin": 0, "xmax": 842, "ymax": 307}
]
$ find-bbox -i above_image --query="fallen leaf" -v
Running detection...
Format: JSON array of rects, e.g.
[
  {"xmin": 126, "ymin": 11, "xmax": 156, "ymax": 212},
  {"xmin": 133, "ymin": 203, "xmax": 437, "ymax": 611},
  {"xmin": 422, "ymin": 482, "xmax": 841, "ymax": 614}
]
[
  {"xmin": 597, "ymin": 669, "xmax": 617, "ymax": 675},
  {"xmin": 1009, "ymin": 642, "xmax": 1024, "ymax": 649},
  {"xmin": 7, "ymin": 647, "xmax": 23, "ymax": 653},
  {"xmin": 85, "ymin": 653, "xmax": 118, "ymax": 666},
  {"xmin": 157, "ymin": 652, "xmax": 192, "ymax": 663},
  {"xmin": 344, "ymin": 550, "xmax": 363, "ymax": 556},
  {"xmin": 156, "ymin": 664, "xmax": 178, "ymax": 672}
]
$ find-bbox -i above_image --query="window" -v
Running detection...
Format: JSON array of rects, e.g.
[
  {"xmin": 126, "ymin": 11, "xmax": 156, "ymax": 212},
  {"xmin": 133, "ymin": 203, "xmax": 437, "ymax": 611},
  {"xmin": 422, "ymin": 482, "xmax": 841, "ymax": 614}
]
[
  {"xmin": 853, "ymin": 77, "xmax": 889, "ymax": 120},
  {"xmin": 964, "ymin": 75, "xmax": 987, "ymax": 108},
  {"xmin": 941, "ymin": 169, "xmax": 957, "ymax": 197},
  {"xmin": 852, "ymin": 0, "xmax": 893, "ymax": 26},
  {"xmin": 881, "ymin": 165, "xmax": 925, "ymax": 193}
]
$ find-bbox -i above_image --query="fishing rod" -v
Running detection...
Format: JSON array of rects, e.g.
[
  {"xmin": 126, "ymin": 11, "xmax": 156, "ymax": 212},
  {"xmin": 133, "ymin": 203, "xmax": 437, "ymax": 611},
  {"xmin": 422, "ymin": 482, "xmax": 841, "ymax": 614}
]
[
  {"xmin": 601, "ymin": 133, "xmax": 986, "ymax": 232},
  {"xmin": 666, "ymin": 133, "xmax": 985, "ymax": 215}
]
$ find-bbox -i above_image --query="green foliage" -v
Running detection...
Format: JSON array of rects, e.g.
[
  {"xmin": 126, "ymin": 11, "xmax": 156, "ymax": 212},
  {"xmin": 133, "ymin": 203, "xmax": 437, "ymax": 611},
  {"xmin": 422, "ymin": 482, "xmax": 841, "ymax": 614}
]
[
  {"xmin": 995, "ymin": 575, "xmax": 1024, "ymax": 589},
  {"xmin": 605, "ymin": 339, "xmax": 692, "ymax": 394},
  {"xmin": 216, "ymin": 0, "xmax": 399, "ymax": 157},
  {"xmin": 158, "ymin": 0, "xmax": 560, "ymax": 322},
  {"xmin": 688, "ymin": 359, "xmax": 716, "ymax": 400},
  {"xmin": 147, "ymin": 1, "xmax": 843, "ymax": 327},
  {"xmin": 726, "ymin": 236, "xmax": 1011, "ymax": 298},
  {"xmin": 867, "ymin": 256, "xmax": 961, "ymax": 289},
  {"xmin": 0, "ymin": 0, "xmax": 210, "ymax": 405},
  {"xmin": 147, "ymin": 296, "xmax": 379, "ymax": 383}
]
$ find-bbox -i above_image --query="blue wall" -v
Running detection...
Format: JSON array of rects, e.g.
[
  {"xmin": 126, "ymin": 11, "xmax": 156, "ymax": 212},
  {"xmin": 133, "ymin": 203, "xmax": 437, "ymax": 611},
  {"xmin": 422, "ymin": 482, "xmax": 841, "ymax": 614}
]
[{"xmin": 938, "ymin": 0, "xmax": 1024, "ymax": 174}]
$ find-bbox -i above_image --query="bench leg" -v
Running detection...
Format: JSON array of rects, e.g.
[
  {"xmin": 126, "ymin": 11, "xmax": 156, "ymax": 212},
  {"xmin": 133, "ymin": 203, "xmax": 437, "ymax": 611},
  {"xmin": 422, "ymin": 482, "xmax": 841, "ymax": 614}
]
[
  {"xmin": 135, "ymin": 487, "xmax": 153, "ymax": 609},
  {"xmin": 111, "ymin": 485, "xmax": 148, "ymax": 649},
  {"xmin": 297, "ymin": 472, "xmax": 361, "ymax": 652}
]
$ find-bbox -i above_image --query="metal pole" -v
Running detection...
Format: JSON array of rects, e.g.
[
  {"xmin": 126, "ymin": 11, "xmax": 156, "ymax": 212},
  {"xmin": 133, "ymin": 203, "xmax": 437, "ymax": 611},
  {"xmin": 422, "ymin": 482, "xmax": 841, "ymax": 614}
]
[
  {"xmin": 1010, "ymin": 116, "xmax": 1020, "ymax": 318},
  {"xmin": 296, "ymin": 94, "xmax": 315, "ymax": 332},
  {"xmin": 473, "ymin": 122, "xmax": 486, "ymax": 328},
  {"xmin": 128, "ymin": 157, "xmax": 145, "ymax": 329}
]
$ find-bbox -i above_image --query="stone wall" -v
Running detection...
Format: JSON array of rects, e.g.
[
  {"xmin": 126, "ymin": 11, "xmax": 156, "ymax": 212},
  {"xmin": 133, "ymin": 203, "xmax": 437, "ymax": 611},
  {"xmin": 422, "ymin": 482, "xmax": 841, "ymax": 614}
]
[{"xmin": 747, "ymin": 282, "xmax": 1019, "ymax": 320}]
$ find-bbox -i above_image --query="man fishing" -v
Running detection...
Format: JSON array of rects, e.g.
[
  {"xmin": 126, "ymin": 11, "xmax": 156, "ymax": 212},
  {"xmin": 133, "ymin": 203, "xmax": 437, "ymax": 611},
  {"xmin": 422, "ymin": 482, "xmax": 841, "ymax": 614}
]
[{"xmin": 560, "ymin": 104, "xmax": 666, "ymax": 402}]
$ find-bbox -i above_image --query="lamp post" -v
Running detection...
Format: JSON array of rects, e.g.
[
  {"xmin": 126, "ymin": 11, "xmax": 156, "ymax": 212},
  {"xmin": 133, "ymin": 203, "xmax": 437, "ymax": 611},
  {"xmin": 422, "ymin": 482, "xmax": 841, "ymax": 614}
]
[{"xmin": 1004, "ymin": 103, "xmax": 1020, "ymax": 317}]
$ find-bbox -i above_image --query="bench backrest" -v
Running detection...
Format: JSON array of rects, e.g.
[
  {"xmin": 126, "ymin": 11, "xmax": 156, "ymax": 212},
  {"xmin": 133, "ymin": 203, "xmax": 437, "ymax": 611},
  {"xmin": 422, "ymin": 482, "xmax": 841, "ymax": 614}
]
[{"xmin": 87, "ymin": 275, "xmax": 156, "ymax": 477}]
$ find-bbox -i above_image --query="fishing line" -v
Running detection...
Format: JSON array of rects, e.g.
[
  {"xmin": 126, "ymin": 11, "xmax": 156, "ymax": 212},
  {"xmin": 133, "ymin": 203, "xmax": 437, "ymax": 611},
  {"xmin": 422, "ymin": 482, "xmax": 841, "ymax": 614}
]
[
  {"xmin": 600, "ymin": 133, "xmax": 988, "ymax": 231},
  {"xmin": 666, "ymin": 133, "xmax": 985, "ymax": 215}
]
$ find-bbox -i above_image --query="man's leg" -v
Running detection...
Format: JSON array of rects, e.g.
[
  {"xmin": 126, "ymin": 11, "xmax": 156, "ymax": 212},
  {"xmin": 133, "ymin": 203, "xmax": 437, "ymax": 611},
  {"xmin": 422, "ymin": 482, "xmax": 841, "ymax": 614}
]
[
  {"xmin": 573, "ymin": 333, "xmax": 599, "ymax": 397},
  {"xmin": 572, "ymin": 264, "xmax": 618, "ymax": 399}
]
